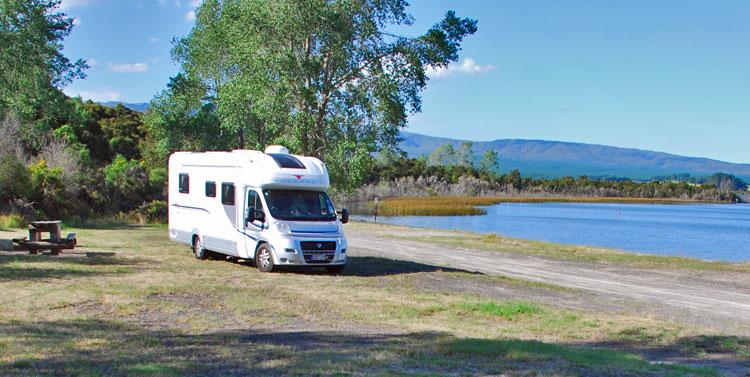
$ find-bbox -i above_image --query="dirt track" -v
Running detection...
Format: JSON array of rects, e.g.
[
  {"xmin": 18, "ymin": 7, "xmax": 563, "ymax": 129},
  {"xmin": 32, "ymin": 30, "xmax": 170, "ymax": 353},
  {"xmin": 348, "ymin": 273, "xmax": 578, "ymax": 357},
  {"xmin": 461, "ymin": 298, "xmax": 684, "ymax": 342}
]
[{"xmin": 346, "ymin": 223, "xmax": 750, "ymax": 335}]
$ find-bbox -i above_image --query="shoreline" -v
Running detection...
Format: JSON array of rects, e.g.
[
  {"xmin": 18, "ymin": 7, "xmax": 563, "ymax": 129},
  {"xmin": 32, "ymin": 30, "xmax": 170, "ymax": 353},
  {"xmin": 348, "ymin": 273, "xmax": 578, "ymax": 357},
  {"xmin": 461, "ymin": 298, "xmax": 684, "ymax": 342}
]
[{"xmin": 350, "ymin": 220, "xmax": 750, "ymax": 270}]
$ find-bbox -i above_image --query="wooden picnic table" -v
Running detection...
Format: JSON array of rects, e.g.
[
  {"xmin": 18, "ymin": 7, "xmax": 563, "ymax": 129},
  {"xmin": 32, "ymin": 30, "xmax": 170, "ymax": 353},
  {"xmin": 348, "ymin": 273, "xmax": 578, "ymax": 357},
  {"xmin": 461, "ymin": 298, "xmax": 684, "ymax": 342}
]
[{"xmin": 10, "ymin": 220, "xmax": 76, "ymax": 255}]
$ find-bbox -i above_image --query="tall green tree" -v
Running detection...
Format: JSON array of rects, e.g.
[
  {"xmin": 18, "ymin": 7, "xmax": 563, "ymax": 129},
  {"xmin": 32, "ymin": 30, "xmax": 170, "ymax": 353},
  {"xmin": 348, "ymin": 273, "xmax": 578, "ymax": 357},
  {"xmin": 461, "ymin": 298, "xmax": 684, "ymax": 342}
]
[
  {"xmin": 479, "ymin": 149, "xmax": 499, "ymax": 176},
  {"xmin": 427, "ymin": 143, "xmax": 457, "ymax": 166},
  {"xmin": 153, "ymin": 0, "xmax": 477, "ymax": 190},
  {"xmin": 457, "ymin": 141, "xmax": 474, "ymax": 167},
  {"xmin": 0, "ymin": 0, "xmax": 87, "ymax": 147}
]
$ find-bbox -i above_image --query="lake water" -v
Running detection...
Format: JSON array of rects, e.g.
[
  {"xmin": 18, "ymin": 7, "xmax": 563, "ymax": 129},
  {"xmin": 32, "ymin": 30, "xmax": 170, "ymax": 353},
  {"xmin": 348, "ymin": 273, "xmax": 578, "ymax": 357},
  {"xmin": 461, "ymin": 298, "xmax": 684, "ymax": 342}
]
[{"xmin": 354, "ymin": 203, "xmax": 750, "ymax": 262}]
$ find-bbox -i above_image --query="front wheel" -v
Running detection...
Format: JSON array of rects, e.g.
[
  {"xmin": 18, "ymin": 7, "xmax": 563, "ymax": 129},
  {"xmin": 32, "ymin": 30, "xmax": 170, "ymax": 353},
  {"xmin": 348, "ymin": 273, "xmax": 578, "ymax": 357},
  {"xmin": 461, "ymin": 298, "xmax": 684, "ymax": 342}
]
[
  {"xmin": 193, "ymin": 236, "xmax": 207, "ymax": 260},
  {"xmin": 255, "ymin": 244, "xmax": 276, "ymax": 273}
]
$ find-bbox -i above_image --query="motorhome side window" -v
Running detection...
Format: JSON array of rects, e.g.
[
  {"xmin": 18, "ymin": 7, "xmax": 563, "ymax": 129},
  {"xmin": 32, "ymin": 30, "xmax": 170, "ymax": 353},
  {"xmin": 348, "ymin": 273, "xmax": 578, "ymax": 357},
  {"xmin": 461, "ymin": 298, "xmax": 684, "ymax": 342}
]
[
  {"xmin": 178, "ymin": 174, "xmax": 189, "ymax": 193},
  {"xmin": 221, "ymin": 183, "xmax": 235, "ymax": 205},
  {"xmin": 205, "ymin": 181, "xmax": 216, "ymax": 197}
]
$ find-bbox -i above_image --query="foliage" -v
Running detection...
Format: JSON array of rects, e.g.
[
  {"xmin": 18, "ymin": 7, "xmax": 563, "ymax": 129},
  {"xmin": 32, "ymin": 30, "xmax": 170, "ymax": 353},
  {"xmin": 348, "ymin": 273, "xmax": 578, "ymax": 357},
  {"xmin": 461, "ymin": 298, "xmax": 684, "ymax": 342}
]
[
  {"xmin": 478, "ymin": 149, "xmax": 499, "ymax": 178},
  {"xmin": 706, "ymin": 173, "xmax": 747, "ymax": 191},
  {"xmin": 0, "ymin": 155, "xmax": 32, "ymax": 204},
  {"xmin": 0, "ymin": 0, "xmax": 87, "ymax": 149},
  {"xmin": 154, "ymin": 0, "xmax": 477, "ymax": 189},
  {"xmin": 0, "ymin": 212, "xmax": 24, "ymax": 229},
  {"xmin": 134, "ymin": 200, "xmax": 168, "ymax": 223},
  {"xmin": 144, "ymin": 74, "xmax": 231, "ymax": 158},
  {"xmin": 28, "ymin": 160, "xmax": 69, "ymax": 217},
  {"xmin": 104, "ymin": 155, "xmax": 152, "ymax": 211}
]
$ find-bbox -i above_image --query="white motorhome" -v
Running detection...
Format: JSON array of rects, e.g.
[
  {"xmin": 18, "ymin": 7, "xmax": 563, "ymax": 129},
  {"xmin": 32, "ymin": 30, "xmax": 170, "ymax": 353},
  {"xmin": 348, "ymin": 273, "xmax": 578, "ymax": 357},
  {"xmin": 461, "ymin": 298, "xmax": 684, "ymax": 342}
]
[{"xmin": 168, "ymin": 146, "xmax": 349, "ymax": 273}]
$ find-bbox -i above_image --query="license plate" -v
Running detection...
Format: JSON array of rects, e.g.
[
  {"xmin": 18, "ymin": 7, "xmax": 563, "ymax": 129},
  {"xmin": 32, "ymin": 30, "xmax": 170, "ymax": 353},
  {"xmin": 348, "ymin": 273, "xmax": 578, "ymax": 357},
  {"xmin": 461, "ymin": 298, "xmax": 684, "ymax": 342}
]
[{"xmin": 311, "ymin": 254, "xmax": 328, "ymax": 261}]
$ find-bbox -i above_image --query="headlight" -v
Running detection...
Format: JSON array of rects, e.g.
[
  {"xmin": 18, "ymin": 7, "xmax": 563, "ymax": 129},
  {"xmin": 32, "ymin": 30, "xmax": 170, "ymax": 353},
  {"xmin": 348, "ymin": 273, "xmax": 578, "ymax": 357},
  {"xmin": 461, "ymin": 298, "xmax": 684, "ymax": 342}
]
[{"xmin": 274, "ymin": 221, "xmax": 291, "ymax": 234}]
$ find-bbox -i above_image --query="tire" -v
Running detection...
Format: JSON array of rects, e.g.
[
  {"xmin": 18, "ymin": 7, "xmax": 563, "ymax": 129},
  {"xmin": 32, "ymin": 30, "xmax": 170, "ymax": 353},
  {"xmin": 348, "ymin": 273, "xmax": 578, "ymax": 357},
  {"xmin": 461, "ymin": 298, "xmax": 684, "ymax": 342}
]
[
  {"xmin": 193, "ymin": 236, "xmax": 208, "ymax": 260},
  {"xmin": 326, "ymin": 265, "xmax": 345, "ymax": 275},
  {"xmin": 255, "ymin": 243, "xmax": 276, "ymax": 272}
]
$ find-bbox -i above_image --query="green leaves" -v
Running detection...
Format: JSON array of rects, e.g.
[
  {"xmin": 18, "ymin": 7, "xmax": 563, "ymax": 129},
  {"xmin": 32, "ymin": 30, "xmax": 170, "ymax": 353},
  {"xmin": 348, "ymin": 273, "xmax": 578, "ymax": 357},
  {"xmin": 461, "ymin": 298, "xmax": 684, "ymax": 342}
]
[
  {"xmin": 0, "ymin": 0, "xmax": 87, "ymax": 136},
  {"xmin": 153, "ymin": 0, "xmax": 477, "ymax": 190}
]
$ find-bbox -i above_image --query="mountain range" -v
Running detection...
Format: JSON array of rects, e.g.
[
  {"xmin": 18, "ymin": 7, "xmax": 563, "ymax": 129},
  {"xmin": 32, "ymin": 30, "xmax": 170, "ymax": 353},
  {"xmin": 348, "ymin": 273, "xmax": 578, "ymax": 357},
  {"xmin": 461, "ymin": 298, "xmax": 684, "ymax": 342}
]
[
  {"xmin": 400, "ymin": 132, "xmax": 750, "ymax": 181},
  {"xmin": 100, "ymin": 101, "xmax": 150, "ymax": 112},
  {"xmin": 99, "ymin": 102, "xmax": 750, "ymax": 181}
]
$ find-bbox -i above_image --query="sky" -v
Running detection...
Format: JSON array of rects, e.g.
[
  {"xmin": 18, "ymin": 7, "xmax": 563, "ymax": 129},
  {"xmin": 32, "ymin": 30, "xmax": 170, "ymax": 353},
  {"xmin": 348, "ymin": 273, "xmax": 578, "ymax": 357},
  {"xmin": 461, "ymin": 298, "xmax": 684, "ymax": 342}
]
[{"xmin": 60, "ymin": 0, "xmax": 750, "ymax": 163}]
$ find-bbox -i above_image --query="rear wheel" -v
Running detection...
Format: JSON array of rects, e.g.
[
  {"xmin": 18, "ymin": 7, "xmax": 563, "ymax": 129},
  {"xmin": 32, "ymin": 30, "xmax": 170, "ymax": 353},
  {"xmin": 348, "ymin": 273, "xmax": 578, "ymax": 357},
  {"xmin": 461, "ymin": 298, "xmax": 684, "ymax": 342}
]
[
  {"xmin": 193, "ymin": 236, "xmax": 207, "ymax": 260},
  {"xmin": 326, "ymin": 265, "xmax": 345, "ymax": 275},
  {"xmin": 255, "ymin": 244, "xmax": 276, "ymax": 272}
]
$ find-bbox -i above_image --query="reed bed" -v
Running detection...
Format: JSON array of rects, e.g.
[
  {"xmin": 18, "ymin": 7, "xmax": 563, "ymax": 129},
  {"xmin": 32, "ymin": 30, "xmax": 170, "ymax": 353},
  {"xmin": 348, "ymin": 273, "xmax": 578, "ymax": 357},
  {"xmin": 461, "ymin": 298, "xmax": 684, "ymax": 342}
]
[{"xmin": 376, "ymin": 196, "xmax": 710, "ymax": 216}]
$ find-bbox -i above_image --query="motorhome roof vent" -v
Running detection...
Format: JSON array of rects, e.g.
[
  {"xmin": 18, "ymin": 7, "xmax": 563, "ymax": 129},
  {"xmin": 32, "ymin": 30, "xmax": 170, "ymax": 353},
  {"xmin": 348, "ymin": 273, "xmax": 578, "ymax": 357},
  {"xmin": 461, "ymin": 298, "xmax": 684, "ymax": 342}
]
[{"xmin": 264, "ymin": 145, "xmax": 289, "ymax": 154}]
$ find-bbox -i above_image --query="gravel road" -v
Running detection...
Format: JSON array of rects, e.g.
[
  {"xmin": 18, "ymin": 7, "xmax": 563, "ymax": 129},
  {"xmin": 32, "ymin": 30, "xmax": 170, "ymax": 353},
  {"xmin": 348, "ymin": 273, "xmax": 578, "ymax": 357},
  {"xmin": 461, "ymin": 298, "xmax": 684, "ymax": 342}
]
[{"xmin": 346, "ymin": 223, "xmax": 750, "ymax": 335}]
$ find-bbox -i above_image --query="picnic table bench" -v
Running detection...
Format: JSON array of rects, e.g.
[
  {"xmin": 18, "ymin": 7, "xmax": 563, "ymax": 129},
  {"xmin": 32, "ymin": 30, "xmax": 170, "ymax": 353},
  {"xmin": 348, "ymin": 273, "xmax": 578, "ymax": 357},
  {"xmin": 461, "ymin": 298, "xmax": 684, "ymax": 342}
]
[{"xmin": 10, "ymin": 220, "xmax": 77, "ymax": 255}]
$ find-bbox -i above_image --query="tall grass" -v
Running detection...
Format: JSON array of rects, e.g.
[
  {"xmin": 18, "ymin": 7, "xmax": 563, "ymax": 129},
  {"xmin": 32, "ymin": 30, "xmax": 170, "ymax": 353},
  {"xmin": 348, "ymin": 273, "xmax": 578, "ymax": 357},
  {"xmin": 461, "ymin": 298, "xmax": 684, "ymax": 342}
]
[
  {"xmin": 376, "ymin": 196, "xmax": 711, "ymax": 216},
  {"xmin": 0, "ymin": 213, "xmax": 25, "ymax": 229}
]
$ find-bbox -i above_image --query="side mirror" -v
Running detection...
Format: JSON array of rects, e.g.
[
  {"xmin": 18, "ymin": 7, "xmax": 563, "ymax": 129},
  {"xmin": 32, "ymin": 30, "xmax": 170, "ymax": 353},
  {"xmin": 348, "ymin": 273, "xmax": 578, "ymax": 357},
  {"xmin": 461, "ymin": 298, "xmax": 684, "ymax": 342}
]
[
  {"xmin": 338, "ymin": 208, "xmax": 349, "ymax": 224},
  {"xmin": 254, "ymin": 209, "xmax": 266, "ymax": 223},
  {"xmin": 246, "ymin": 207, "xmax": 254, "ymax": 224},
  {"xmin": 246, "ymin": 208, "xmax": 266, "ymax": 224}
]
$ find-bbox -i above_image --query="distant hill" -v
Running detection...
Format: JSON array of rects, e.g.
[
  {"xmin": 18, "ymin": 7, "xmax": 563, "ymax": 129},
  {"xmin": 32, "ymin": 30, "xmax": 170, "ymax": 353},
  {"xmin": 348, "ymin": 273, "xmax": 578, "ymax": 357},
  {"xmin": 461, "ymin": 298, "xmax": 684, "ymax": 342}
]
[
  {"xmin": 99, "ymin": 101, "xmax": 149, "ymax": 112},
  {"xmin": 399, "ymin": 132, "xmax": 750, "ymax": 181}
]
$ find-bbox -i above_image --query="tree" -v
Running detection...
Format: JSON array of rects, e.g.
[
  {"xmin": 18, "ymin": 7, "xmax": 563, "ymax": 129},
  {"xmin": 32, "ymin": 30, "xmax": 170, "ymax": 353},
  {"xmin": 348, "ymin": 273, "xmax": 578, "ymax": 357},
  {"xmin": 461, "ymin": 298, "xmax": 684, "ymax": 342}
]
[
  {"xmin": 707, "ymin": 173, "xmax": 747, "ymax": 191},
  {"xmin": 506, "ymin": 169, "xmax": 522, "ymax": 190},
  {"xmin": 456, "ymin": 141, "xmax": 474, "ymax": 167},
  {"xmin": 427, "ymin": 144, "xmax": 457, "ymax": 166},
  {"xmin": 159, "ymin": 0, "xmax": 477, "ymax": 189},
  {"xmin": 144, "ymin": 74, "xmax": 232, "ymax": 159},
  {"xmin": 479, "ymin": 149, "xmax": 499, "ymax": 177},
  {"xmin": 0, "ymin": 0, "xmax": 87, "ymax": 148}
]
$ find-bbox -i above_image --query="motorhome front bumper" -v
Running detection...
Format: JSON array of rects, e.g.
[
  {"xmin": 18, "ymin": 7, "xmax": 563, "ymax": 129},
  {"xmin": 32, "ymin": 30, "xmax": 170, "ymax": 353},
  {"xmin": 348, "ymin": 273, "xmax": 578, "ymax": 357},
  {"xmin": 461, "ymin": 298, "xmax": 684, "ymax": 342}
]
[{"xmin": 271, "ymin": 236, "xmax": 347, "ymax": 266}]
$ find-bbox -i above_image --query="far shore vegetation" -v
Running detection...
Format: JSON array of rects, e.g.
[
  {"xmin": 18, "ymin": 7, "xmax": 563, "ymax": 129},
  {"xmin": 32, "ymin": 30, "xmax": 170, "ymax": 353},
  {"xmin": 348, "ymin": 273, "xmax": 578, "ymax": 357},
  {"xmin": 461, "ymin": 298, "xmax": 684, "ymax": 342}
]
[
  {"xmin": 341, "ymin": 150, "xmax": 747, "ymax": 208},
  {"xmin": 370, "ymin": 195, "xmax": 724, "ymax": 216}
]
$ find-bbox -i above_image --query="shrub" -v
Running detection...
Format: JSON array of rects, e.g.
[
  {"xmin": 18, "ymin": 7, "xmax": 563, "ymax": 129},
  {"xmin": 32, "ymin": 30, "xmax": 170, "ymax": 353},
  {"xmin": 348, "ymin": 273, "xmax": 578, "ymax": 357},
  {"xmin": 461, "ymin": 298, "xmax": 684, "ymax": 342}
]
[
  {"xmin": 28, "ymin": 160, "xmax": 71, "ymax": 218},
  {"xmin": 138, "ymin": 200, "xmax": 167, "ymax": 223},
  {"xmin": 104, "ymin": 155, "xmax": 151, "ymax": 211},
  {"xmin": 0, "ymin": 155, "xmax": 32, "ymax": 204},
  {"xmin": 147, "ymin": 167, "xmax": 167, "ymax": 196}
]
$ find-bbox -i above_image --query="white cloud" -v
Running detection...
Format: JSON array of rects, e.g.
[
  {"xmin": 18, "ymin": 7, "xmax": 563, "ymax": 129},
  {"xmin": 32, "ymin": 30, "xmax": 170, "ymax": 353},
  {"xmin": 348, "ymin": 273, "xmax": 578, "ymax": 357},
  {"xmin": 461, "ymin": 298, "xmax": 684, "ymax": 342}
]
[
  {"xmin": 59, "ymin": 0, "xmax": 97, "ymax": 11},
  {"xmin": 86, "ymin": 57, "xmax": 98, "ymax": 67},
  {"xmin": 72, "ymin": 17, "xmax": 82, "ymax": 26},
  {"xmin": 157, "ymin": 0, "xmax": 181, "ymax": 8},
  {"xmin": 64, "ymin": 88, "xmax": 122, "ymax": 102},
  {"xmin": 148, "ymin": 37, "xmax": 159, "ymax": 44},
  {"xmin": 107, "ymin": 62, "xmax": 149, "ymax": 73},
  {"xmin": 425, "ymin": 58, "xmax": 496, "ymax": 79},
  {"xmin": 184, "ymin": 0, "xmax": 200, "ymax": 22}
]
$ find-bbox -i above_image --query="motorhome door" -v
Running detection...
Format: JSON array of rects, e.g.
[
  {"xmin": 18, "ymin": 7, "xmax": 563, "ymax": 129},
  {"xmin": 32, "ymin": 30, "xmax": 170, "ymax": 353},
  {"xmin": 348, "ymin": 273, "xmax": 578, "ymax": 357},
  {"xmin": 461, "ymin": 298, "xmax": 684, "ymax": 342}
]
[{"xmin": 244, "ymin": 188, "xmax": 264, "ymax": 256}]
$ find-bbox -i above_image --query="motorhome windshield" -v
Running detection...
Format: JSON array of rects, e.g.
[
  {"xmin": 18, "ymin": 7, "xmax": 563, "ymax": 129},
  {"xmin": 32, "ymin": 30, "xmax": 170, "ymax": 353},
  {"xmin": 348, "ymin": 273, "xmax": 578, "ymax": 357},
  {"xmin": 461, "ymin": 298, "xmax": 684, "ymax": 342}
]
[{"xmin": 263, "ymin": 190, "xmax": 337, "ymax": 221}]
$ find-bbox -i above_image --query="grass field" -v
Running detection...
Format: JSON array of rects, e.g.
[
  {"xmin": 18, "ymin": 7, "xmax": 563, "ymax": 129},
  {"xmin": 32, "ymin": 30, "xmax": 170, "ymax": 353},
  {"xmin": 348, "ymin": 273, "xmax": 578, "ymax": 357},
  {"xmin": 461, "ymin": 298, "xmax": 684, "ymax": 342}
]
[
  {"xmin": 0, "ymin": 224, "xmax": 745, "ymax": 376},
  {"xmin": 374, "ymin": 196, "xmax": 721, "ymax": 216}
]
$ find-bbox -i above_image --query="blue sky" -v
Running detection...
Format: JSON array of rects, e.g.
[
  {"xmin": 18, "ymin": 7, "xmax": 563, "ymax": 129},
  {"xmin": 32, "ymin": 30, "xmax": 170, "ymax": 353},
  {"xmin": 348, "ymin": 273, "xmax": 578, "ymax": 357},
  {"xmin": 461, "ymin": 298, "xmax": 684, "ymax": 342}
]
[{"xmin": 60, "ymin": 0, "xmax": 749, "ymax": 163}]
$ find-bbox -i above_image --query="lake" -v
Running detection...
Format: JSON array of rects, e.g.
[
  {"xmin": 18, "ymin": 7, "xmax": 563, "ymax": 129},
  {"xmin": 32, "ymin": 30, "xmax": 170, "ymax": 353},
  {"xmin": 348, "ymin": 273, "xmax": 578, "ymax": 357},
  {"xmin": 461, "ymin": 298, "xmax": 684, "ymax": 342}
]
[{"xmin": 354, "ymin": 202, "xmax": 750, "ymax": 262}]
